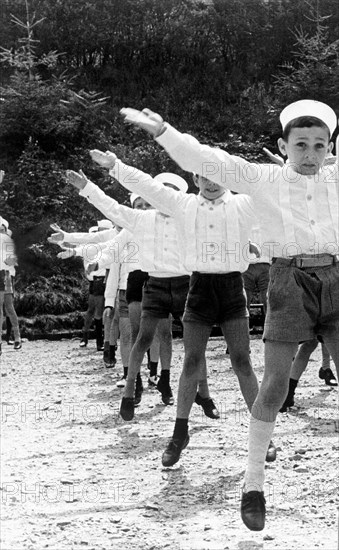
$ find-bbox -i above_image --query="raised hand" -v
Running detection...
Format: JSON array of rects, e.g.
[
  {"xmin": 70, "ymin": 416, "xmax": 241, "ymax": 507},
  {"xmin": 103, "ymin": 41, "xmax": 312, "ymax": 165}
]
[
  {"xmin": 103, "ymin": 307, "xmax": 114, "ymax": 322},
  {"xmin": 57, "ymin": 248, "xmax": 76, "ymax": 260},
  {"xmin": 90, "ymin": 149, "xmax": 117, "ymax": 169},
  {"xmin": 263, "ymin": 147, "xmax": 284, "ymax": 167},
  {"xmin": 48, "ymin": 223, "xmax": 65, "ymax": 244},
  {"xmin": 65, "ymin": 169, "xmax": 88, "ymax": 191},
  {"xmin": 85, "ymin": 262, "xmax": 98, "ymax": 278},
  {"xmin": 4, "ymin": 255, "xmax": 18, "ymax": 266},
  {"xmin": 120, "ymin": 107, "xmax": 165, "ymax": 137}
]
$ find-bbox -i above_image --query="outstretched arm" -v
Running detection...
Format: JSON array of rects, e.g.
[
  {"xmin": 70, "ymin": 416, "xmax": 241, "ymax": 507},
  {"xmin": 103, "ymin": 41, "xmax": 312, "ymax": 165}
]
[
  {"xmin": 65, "ymin": 169, "xmax": 140, "ymax": 233},
  {"xmin": 120, "ymin": 107, "xmax": 270, "ymax": 195},
  {"xmin": 48, "ymin": 221, "xmax": 116, "ymax": 246},
  {"xmin": 90, "ymin": 149, "xmax": 185, "ymax": 217}
]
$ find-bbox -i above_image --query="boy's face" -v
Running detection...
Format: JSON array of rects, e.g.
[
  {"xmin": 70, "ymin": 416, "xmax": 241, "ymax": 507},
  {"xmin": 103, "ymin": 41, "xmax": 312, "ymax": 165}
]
[
  {"xmin": 133, "ymin": 197, "xmax": 153, "ymax": 210},
  {"xmin": 194, "ymin": 176, "xmax": 225, "ymax": 201},
  {"xmin": 278, "ymin": 126, "xmax": 333, "ymax": 175}
]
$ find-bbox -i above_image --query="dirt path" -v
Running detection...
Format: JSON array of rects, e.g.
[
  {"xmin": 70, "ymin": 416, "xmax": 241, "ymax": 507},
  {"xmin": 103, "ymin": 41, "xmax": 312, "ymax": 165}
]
[{"xmin": 1, "ymin": 337, "xmax": 338, "ymax": 550}]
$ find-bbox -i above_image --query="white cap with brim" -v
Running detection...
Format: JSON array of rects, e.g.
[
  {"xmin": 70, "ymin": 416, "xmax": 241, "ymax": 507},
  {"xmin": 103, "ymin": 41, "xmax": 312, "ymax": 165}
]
[
  {"xmin": 97, "ymin": 219, "xmax": 113, "ymax": 230},
  {"xmin": 0, "ymin": 216, "xmax": 9, "ymax": 230},
  {"xmin": 89, "ymin": 226, "xmax": 98, "ymax": 233},
  {"xmin": 130, "ymin": 193, "xmax": 141, "ymax": 207},
  {"xmin": 153, "ymin": 173, "xmax": 188, "ymax": 193},
  {"xmin": 280, "ymin": 99, "xmax": 337, "ymax": 137}
]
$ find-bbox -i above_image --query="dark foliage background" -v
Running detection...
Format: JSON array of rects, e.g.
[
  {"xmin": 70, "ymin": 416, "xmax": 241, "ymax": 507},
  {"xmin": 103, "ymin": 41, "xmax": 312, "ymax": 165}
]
[{"xmin": 0, "ymin": 0, "xmax": 338, "ymax": 319}]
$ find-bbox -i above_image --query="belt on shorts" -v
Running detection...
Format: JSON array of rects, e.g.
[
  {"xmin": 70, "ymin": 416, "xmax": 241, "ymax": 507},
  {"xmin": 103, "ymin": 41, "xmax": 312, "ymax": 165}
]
[
  {"xmin": 93, "ymin": 276, "xmax": 105, "ymax": 280},
  {"xmin": 273, "ymin": 254, "xmax": 337, "ymax": 269}
]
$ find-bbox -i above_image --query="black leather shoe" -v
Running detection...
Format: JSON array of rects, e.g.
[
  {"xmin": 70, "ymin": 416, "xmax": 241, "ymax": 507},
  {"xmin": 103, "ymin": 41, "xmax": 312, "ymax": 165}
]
[
  {"xmin": 265, "ymin": 440, "xmax": 277, "ymax": 462},
  {"xmin": 279, "ymin": 393, "xmax": 295, "ymax": 412},
  {"xmin": 120, "ymin": 397, "xmax": 135, "ymax": 421},
  {"xmin": 162, "ymin": 434, "xmax": 190, "ymax": 467},
  {"xmin": 14, "ymin": 341, "xmax": 22, "ymax": 350},
  {"xmin": 134, "ymin": 382, "xmax": 144, "ymax": 406},
  {"xmin": 241, "ymin": 490, "xmax": 266, "ymax": 531},
  {"xmin": 319, "ymin": 367, "xmax": 338, "ymax": 386},
  {"xmin": 157, "ymin": 378, "xmax": 174, "ymax": 405},
  {"xmin": 195, "ymin": 392, "xmax": 220, "ymax": 419}
]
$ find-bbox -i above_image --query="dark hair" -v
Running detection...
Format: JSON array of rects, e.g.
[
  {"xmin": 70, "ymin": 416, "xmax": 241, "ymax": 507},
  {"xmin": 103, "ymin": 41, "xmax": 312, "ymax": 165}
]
[{"xmin": 282, "ymin": 116, "xmax": 330, "ymax": 141}]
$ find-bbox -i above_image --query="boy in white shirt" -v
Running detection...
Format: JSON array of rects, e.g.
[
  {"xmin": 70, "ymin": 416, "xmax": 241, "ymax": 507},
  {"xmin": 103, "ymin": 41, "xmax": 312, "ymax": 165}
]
[
  {"xmin": 119, "ymin": 100, "xmax": 339, "ymax": 531},
  {"xmin": 65, "ymin": 169, "xmax": 217, "ymax": 421},
  {"xmin": 85, "ymin": 149, "xmax": 276, "ymax": 471}
]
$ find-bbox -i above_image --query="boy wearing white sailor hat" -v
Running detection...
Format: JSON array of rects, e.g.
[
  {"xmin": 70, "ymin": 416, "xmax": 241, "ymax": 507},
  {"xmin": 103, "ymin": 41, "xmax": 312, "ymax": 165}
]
[{"xmin": 118, "ymin": 99, "xmax": 339, "ymax": 532}]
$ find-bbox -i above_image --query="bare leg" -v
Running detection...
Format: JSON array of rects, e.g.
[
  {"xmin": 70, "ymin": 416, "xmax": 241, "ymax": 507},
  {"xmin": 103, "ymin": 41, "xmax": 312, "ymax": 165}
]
[
  {"xmin": 176, "ymin": 322, "xmax": 211, "ymax": 418},
  {"xmin": 124, "ymin": 316, "xmax": 160, "ymax": 398},
  {"xmin": 321, "ymin": 340, "xmax": 339, "ymax": 378},
  {"xmin": 156, "ymin": 317, "xmax": 172, "ymax": 371},
  {"xmin": 119, "ymin": 317, "xmax": 131, "ymax": 368},
  {"xmin": 3, "ymin": 294, "xmax": 20, "ymax": 341},
  {"xmin": 83, "ymin": 294, "xmax": 96, "ymax": 331},
  {"xmin": 128, "ymin": 301, "xmax": 142, "ymax": 346},
  {"xmin": 320, "ymin": 342, "xmax": 331, "ymax": 370},
  {"xmin": 221, "ymin": 317, "xmax": 259, "ymax": 411},
  {"xmin": 290, "ymin": 339, "xmax": 318, "ymax": 379}
]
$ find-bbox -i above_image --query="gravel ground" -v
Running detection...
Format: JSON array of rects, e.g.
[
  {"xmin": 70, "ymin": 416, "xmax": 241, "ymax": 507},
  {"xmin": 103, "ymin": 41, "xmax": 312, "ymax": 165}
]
[{"xmin": 1, "ymin": 336, "xmax": 338, "ymax": 550}]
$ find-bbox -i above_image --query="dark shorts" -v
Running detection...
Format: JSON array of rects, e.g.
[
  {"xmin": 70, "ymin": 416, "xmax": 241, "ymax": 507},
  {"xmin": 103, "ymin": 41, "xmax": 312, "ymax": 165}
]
[
  {"xmin": 183, "ymin": 271, "xmax": 248, "ymax": 326},
  {"xmin": 142, "ymin": 275, "xmax": 190, "ymax": 320},
  {"xmin": 92, "ymin": 276, "xmax": 106, "ymax": 296},
  {"xmin": 126, "ymin": 270, "xmax": 148, "ymax": 304},
  {"xmin": 243, "ymin": 263, "xmax": 270, "ymax": 293},
  {"xmin": 264, "ymin": 258, "xmax": 339, "ymax": 343},
  {"xmin": 118, "ymin": 289, "xmax": 129, "ymax": 318},
  {"xmin": 0, "ymin": 270, "xmax": 5, "ymax": 292}
]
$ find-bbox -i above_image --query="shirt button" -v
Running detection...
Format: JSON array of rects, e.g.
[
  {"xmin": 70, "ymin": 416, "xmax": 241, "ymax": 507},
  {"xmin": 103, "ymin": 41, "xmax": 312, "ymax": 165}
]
[
  {"xmin": 209, "ymin": 207, "xmax": 213, "ymax": 211},
  {"xmin": 307, "ymin": 194, "xmax": 312, "ymax": 200},
  {"xmin": 165, "ymin": 234, "xmax": 168, "ymax": 237},
  {"xmin": 164, "ymin": 248, "xmax": 167, "ymax": 251},
  {"xmin": 211, "ymin": 257, "xmax": 215, "ymax": 261},
  {"xmin": 209, "ymin": 224, "xmax": 214, "ymax": 229},
  {"xmin": 310, "ymin": 220, "xmax": 315, "ymax": 225}
]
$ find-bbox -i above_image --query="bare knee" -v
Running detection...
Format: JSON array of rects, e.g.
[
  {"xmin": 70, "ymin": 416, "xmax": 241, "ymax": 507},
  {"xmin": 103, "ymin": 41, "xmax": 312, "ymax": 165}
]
[
  {"xmin": 261, "ymin": 375, "xmax": 289, "ymax": 407},
  {"xmin": 183, "ymin": 352, "xmax": 201, "ymax": 377},
  {"xmin": 135, "ymin": 331, "xmax": 154, "ymax": 353},
  {"xmin": 231, "ymin": 352, "xmax": 253, "ymax": 376}
]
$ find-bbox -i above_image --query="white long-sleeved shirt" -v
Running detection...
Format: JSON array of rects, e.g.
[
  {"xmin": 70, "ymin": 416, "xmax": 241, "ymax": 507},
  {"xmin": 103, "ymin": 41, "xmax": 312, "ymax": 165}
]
[
  {"xmin": 0, "ymin": 232, "xmax": 16, "ymax": 271},
  {"xmin": 79, "ymin": 179, "xmax": 190, "ymax": 277},
  {"xmin": 109, "ymin": 161, "xmax": 255, "ymax": 273},
  {"xmin": 155, "ymin": 125, "xmax": 339, "ymax": 258}
]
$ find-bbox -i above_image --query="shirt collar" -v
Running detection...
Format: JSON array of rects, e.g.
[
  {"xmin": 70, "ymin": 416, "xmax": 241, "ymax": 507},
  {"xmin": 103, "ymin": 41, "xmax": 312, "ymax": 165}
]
[{"xmin": 198, "ymin": 189, "xmax": 232, "ymax": 206}]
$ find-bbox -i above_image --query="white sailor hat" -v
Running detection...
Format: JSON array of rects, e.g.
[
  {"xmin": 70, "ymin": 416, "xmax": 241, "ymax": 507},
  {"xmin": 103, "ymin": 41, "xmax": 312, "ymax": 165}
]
[
  {"xmin": 88, "ymin": 226, "xmax": 98, "ymax": 233},
  {"xmin": 153, "ymin": 173, "xmax": 188, "ymax": 193},
  {"xmin": 97, "ymin": 219, "xmax": 113, "ymax": 230},
  {"xmin": 280, "ymin": 99, "xmax": 337, "ymax": 137},
  {"xmin": 130, "ymin": 193, "xmax": 141, "ymax": 207},
  {"xmin": 0, "ymin": 216, "xmax": 9, "ymax": 230}
]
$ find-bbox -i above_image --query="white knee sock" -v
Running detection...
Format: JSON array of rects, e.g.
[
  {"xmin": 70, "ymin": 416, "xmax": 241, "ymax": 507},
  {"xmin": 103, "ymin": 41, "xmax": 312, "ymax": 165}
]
[{"xmin": 244, "ymin": 415, "xmax": 276, "ymax": 493}]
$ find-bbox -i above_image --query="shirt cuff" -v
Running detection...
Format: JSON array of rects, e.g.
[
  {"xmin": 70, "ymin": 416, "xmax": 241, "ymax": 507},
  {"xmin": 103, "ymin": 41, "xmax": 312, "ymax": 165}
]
[
  {"xmin": 109, "ymin": 159, "xmax": 125, "ymax": 180},
  {"xmin": 79, "ymin": 179, "xmax": 97, "ymax": 199},
  {"xmin": 155, "ymin": 123, "xmax": 182, "ymax": 150}
]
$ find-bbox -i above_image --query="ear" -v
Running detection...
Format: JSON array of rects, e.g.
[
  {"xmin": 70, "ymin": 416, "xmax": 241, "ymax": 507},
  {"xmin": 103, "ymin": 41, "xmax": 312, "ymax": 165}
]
[
  {"xmin": 192, "ymin": 174, "xmax": 199, "ymax": 188},
  {"xmin": 277, "ymin": 137, "xmax": 287, "ymax": 157},
  {"xmin": 327, "ymin": 141, "xmax": 334, "ymax": 155}
]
